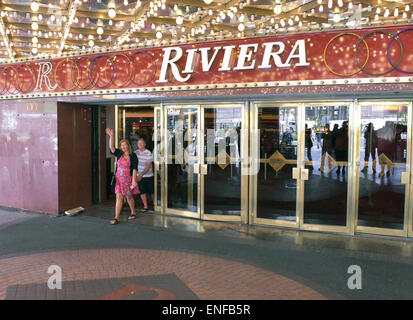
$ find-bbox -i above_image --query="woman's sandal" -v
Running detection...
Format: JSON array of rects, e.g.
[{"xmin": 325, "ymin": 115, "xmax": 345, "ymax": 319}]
[
  {"xmin": 140, "ymin": 208, "xmax": 149, "ymax": 213},
  {"xmin": 110, "ymin": 218, "xmax": 119, "ymax": 225},
  {"xmin": 128, "ymin": 214, "xmax": 137, "ymax": 220}
]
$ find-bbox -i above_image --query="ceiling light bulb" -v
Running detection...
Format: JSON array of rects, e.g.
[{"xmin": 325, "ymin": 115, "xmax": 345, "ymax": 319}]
[
  {"xmin": 97, "ymin": 26, "xmax": 104, "ymax": 35},
  {"xmin": 333, "ymin": 13, "xmax": 340, "ymax": 23},
  {"xmin": 32, "ymin": 36, "xmax": 38, "ymax": 43},
  {"xmin": 176, "ymin": 15, "xmax": 183, "ymax": 25},
  {"xmin": 348, "ymin": 2, "xmax": 353, "ymax": 9},
  {"xmin": 32, "ymin": 47, "xmax": 38, "ymax": 54},
  {"xmin": 31, "ymin": 1, "xmax": 39, "ymax": 12},
  {"xmin": 31, "ymin": 21, "xmax": 39, "ymax": 30},
  {"xmin": 238, "ymin": 22, "xmax": 245, "ymax": 32},
  {"xmin": 406, "ymin": 4, "xmax": 410, "ymax": 12},
  {"xmin": 274, "ymin": 5, "xmax": 282, "ymax": 15},
  {"xmin": 203, "ymin": 0, "xmax": 213, "ymax": 4},
  {"xmin": 394, "ymin": 8, "xmax": 399, "ymax": 17},
  {"xmin": 88, "ymin": 40, "xmax": 94, "ymax": 47},
  {"xmin": 108, "ymin": 8, "xmax": 116, "ymax": 19},
  {"xmin": 156, "ymin": 31, "xmax": 162, "ymax": 39}
]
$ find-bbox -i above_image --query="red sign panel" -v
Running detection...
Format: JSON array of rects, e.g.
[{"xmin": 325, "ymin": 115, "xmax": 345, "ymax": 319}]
[{"xmin": 0, "ymin": 25, "xmax": 412, "ymax": 96}]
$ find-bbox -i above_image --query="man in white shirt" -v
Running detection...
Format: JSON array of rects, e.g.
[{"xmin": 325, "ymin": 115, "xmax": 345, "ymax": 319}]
[{"xmin": 135, "ymin": 138, "xmax": 154, "ymax": 212}]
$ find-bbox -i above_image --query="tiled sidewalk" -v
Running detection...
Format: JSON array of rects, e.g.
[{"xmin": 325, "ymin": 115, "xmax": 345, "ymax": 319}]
[
  {"xmin": 1, "ymin": 207, "xmax": 413, "ymax": 299},
  {"xmin": 0, "ymin": 249, "xmax": 326, "ymax": 300}
]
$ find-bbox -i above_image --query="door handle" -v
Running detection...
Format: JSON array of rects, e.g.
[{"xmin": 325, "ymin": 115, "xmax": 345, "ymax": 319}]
[
  {"xmin": 292, "ymin": 167, "xmax": 299, "ymax": 180},
  {"xmin": 301, "ymin": 168, "xmax": 309, "ymax": 181},
  {"xmin": 194, "ymin": 163, "xmax": 200, "ymax": 174},
  {"xmin": 201, "ymin": 164, "xmax": 208, "ymax": 175},
  {"xmin": 401, "ymin": 171, "xmax": 409, "ymax": 184}
]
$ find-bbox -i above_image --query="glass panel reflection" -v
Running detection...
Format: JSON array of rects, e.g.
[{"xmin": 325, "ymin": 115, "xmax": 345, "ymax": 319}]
[
  {"xmin": 256, "ymin": 107, "xmax": 298, "ymax": 221},
  {"xmin": 204, "ymin": 107, "xmax": 242, "ymax": 216},
  {"xmin": 358, "ymin": 103, "xmax": 408, "ymax": 230},
  {"xmin": 120, "ymin": 106, "xmax": 154, "ymax": 152},
  {"xmin": 303, "ymin": 105, "xmax": 349, "ymax": 226},
  {"xmin": 166, "ymin": 108, "xmax": 198, "ymax": 212},
  {"xmin": 154, "ymin": 109, "xmax": 162, "ymax": 207}
]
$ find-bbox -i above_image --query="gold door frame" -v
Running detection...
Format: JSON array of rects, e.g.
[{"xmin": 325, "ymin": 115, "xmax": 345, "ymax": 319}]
[
  {"xmin": 153, "ymin": 106, "xmax": 164, "ymax": 213},
  {"xmin": 354, "ymin": 100, "xmax": 413, "ymax": 237},
  {"xmin": 249, "ymin": 102, "xmax": 301, "ymax": 228},
  {"xmin": 298, "ymin": 101, "xmax": 355, "ymax": 234},
  {"xmin": 114, "ymin": 105, "xmax": 126, "ymax": 147},
  {"xmin": 115, "ymin": 98, "xmax": 413, "ymax": 238},
  {"xmin": 163, "ymin": 103, "xmax": 202, "ymax": 219},
  {"xmin": 199, "ymin": 102, "xmax": 249, "ymax": 224},
  {"xmin": 114, "ymin": 103, "xmax": 162, "ymax": 210},
  {"xmin": 115, "ymin": 103, "xmax": 160, "ymax": 143}
]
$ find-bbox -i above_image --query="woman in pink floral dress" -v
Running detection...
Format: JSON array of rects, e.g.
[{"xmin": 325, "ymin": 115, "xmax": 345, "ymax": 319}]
[{"xmin": 106, "ymin": 128, "xmax": 139, "ymax": 224}]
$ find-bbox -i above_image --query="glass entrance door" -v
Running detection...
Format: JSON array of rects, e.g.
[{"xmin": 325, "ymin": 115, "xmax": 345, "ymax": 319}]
[
  {"xmin": 250, "ymin": 103, "xmax": 300, "ymax": 227},
  {"xmin": 164, "ymin": 105, "xmax": 200, "ymax": 219},
  {"xmin": 300, "ymin": 103, "xmax": 353, "ymax": 233},
  {"xmin": 199, "ymin": 104, "xmax": 248, "ymax": 223},
  {"xmin": 251, "ymin": 101, "xmax": 353, "ymax": 233},
  {"xmin": 356, "ymin": 101, "xmax": 412, "ymax": 237}
]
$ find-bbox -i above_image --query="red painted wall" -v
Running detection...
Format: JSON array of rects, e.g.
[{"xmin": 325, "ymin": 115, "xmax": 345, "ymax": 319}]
[{"xmin": 0, "ymin": 100, "xmax": 59, "ymax": 213}]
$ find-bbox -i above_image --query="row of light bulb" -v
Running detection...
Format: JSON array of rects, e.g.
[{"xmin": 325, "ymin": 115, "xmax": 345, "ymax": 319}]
[
  {"xmin": 118, "ymin": 0, "xmax": 167, "ymax": 45},
  {"xmin": 0, "ymin": 14, "xmax": 13, "ymax": 59},
  {"xmin": 57, "ymin": 0, "xmax": 80, "ymax": 56},
  {"xmin": 8, "ymin": 0, "xmax": 413, "ymax": 58}
]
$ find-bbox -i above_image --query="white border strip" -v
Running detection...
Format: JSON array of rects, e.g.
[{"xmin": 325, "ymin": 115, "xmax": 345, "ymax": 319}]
[{"xmin": 1, "ymin": 76, "xmax": 413, "ymax": 100}]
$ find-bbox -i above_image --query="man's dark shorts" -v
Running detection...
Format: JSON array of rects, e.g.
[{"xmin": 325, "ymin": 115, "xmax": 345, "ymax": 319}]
[{"xmin": 138, "ymin": 176, "xmax": 154, "ymax": 194}]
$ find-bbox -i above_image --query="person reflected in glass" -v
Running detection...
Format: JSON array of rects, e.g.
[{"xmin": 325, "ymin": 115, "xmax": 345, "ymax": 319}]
[
  {"xmin": 130, "ymin": 129, "xmax": 140, "ymax": 151},
  {"xmin": 395, "ymin": 123, "xmax": 407, "ymax": 164},
  {"xmin": 333, "ymin": 121, "xmax": 349, "ymax": 175},
  {"xmin": 319, "ymin": 124, "xmax": 333, "ymax": 173},
  {"xmin": 282, "ymin": 127, "xmax": 294, "ymax": 159},
  {"xmin": 361, "ymin": 123, "xmax": 377, "ymax": 173},
  {"xmin": 262, "ymin": 132, "xmax": 274, "ymax": 159},
  {"xmin": 106, "ymin": 128, "xmax": 139, "ymax": 225},
  {"xmin": 282, "ymin": 127, "xmax": 293, "ymax": 145},
  {"xmin": 315, "ymin": 130, "xmax": 322, "ymax": 149},
  {"xmin": 376, "ymin": 121, "xmax": 396, "ymax": 177},
  {"xmin": 305, "ymin": 124, "xmax": 313, "ymax": 170}
]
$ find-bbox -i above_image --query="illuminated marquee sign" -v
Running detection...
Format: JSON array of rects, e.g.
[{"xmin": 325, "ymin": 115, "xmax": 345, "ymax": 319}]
[
  {"xmin": 0, "ymin": 25, "xmax": 411, "ymax": 98},
  {"xmin": 156, "ymin": 39, "xmax": 309, "ymax": 83}
]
